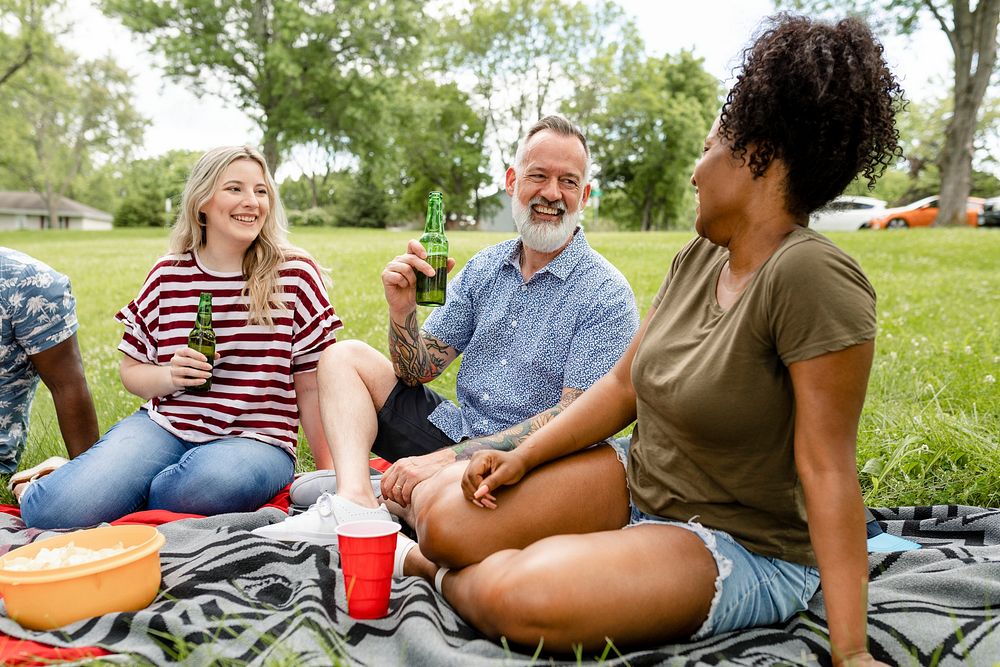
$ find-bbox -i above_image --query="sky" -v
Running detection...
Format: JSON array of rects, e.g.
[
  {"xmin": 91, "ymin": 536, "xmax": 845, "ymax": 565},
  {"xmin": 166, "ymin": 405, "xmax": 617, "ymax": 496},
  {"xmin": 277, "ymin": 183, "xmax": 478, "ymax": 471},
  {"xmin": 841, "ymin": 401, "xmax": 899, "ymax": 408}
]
[{"xmin": 61, "ymin": 0, "xmax": 954, "ymax": 182}]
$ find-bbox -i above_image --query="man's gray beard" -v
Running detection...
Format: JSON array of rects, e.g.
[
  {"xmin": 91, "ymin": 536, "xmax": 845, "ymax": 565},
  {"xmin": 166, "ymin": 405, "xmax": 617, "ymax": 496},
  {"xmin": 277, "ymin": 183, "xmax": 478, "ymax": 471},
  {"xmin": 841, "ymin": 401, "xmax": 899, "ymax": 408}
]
[{"xmin": 511, "ymin": 195, "xmax": 582, "ymax": 253}]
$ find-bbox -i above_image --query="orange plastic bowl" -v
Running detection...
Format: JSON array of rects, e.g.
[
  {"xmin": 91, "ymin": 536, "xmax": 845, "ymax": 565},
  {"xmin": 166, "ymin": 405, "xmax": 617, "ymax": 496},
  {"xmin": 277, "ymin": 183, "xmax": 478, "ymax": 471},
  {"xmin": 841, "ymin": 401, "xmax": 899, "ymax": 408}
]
[{"xmin": 0, "ymin": 525, "xmax": 166, "ymax": 630}]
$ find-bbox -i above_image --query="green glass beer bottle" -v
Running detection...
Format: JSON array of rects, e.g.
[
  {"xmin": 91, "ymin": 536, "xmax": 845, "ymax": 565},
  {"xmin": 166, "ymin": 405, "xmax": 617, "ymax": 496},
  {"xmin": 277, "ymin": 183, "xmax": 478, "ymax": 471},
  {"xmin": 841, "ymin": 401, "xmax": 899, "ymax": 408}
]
[
  {"xmin": 187, "ymin": 292, "xmax": 216, "ymax": 392},
  {"xmin": 415, "ymin": 191, "xmax": 448, "ymax": 307}
]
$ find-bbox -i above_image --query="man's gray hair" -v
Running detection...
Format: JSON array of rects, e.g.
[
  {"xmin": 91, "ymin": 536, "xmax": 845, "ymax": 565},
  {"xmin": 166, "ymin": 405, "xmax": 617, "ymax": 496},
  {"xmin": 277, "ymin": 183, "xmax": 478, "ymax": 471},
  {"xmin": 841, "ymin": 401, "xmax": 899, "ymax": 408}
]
[{"xmin": 512, "ymin": 115, "xmax": 591, "ymax": 183}]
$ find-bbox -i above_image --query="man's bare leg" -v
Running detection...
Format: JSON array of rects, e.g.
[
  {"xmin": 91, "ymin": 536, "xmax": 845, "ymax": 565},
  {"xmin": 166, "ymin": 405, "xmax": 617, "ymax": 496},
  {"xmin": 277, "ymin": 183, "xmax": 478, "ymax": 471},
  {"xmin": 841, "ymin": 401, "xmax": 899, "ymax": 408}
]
[{"xmin": 316, "ymin": 340, "xmax": 399, "ymax": 509}]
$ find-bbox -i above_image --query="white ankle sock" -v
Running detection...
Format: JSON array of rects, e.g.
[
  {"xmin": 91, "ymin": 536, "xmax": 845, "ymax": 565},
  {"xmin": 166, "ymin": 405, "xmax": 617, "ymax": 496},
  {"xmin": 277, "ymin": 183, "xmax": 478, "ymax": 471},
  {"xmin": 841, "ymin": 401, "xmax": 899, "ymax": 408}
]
[
  {"xmin": 433, "ymin": 567, "xmax": 450, "ymax": 595},
  {"xmin": 393, "ymin": 532, "xmax": 418, "ymax": 578}
]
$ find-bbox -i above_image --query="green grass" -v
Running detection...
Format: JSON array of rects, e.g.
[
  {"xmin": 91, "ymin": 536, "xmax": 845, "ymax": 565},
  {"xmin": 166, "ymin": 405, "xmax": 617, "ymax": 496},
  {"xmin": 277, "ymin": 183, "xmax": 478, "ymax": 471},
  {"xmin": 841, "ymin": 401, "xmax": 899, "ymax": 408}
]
[{"xmin": 2, "ymin": 227, "xmax": 998, "ymax": 508}]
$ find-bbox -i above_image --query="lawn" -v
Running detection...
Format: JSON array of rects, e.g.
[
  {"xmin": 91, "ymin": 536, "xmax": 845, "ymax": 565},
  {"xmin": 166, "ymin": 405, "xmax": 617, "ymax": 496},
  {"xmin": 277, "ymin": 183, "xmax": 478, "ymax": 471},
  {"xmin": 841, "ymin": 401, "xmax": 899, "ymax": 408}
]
[{"xmin": 2, "ymin": 227, "xmax": 998, "ymax": 509}]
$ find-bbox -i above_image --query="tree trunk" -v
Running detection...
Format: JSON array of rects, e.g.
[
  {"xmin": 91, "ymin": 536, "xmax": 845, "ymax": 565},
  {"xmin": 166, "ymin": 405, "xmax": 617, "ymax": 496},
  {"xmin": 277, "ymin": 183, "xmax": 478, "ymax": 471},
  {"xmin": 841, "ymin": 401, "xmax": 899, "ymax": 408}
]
[
  {"xmin": 933, "ymin": 0, "xmax": 999, "ymax": 226},
  {"xmin": 262, "ymin": 128, "xmax": 280, "ymax": 176},
  {"xmin": 937, "ymin": 101, "xmax": 975, "ymax": 226},
  {"xmin": 641, "ymin": 187, "xmax": 654, "ymax": 231},
  {"xmin": 307, "ymin": 174, "xmax": 319, "ymax": 208},
  {"xmin": 45, "ymin": 186, "xmax": 58, "ymax": 230}
]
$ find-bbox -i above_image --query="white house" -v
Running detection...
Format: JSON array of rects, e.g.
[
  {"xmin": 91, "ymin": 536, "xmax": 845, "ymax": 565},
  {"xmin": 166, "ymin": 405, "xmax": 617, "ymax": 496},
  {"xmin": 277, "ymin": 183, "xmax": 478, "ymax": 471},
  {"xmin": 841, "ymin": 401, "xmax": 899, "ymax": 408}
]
[{"xmin": 0, "ymin": 191, "xmax": 113, "ymax": 231}]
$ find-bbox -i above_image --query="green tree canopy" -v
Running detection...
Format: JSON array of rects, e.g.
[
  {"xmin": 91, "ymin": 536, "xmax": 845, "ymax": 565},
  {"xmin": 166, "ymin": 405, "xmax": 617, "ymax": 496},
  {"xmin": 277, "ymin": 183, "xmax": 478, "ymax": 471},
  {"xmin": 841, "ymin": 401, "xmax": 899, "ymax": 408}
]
[
  {"xmin": 113, "ymin": 150, "xmax": 200, "ymax": 227},
  {"xmin": 101, "ymin": 0, "xmax": 425, "ymax": 171},
  {"xmin": 438, "ymin": 0, "xmax": 633, "ymax": 167},
  {"xmin": 0, "ymin": 37, "xmax": 147, "ymax": 227},
  {"xmin": 586, "ymin": 51, "xmax": 721, "ymax": 230},
  {"xmin": 0, "ymin": 0, "xmax": 56, "ymax": 89},
  {"xmin": 386, "ymin": 79, "xmax": 490, "ymax": 222}
]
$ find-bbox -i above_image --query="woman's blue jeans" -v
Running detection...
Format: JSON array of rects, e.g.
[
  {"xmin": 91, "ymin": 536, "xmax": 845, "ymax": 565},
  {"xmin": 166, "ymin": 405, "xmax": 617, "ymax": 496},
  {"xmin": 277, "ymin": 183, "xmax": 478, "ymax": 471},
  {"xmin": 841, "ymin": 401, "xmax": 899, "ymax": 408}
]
[{"xmin": 21, "ymin": 410, "xmax": 294, "ymax": 529}]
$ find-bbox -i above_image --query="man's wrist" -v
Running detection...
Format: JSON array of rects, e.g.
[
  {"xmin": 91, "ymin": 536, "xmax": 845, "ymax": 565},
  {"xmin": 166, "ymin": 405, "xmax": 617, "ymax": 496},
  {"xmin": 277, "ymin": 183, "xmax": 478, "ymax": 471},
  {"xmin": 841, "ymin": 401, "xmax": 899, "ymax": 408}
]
[{"xmin": 388, "ymin": 306, "xmax": 416, "ymax": 327}]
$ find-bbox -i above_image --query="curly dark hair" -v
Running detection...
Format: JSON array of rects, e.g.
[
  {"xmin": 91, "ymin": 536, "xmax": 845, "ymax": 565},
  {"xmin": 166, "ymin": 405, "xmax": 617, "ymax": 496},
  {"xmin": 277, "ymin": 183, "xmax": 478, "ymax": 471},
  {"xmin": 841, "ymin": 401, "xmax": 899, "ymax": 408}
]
[{"xmin": 718, "ymin": 13, "xmax": 904, "ymax": 217}]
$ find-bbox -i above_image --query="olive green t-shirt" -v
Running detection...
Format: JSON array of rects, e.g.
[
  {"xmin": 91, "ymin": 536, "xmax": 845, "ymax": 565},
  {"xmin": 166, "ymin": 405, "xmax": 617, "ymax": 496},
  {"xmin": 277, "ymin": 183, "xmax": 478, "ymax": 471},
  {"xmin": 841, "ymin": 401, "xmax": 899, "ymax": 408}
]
[{"xmin": 627, "ymin": 227, "xmax": 876, "ymax": 567}]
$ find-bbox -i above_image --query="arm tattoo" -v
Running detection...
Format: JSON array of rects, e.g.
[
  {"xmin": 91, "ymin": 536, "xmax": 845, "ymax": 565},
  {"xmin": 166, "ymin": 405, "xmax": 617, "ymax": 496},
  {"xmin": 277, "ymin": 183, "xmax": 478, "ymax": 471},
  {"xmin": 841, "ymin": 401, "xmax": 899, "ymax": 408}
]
[
  {"xmin": 452, "ymin": 388, "xmax": 584, "ymax": 460},
  {"xmin": 388, "ymin": 312, "xmax": 450, "ymax": 386}
]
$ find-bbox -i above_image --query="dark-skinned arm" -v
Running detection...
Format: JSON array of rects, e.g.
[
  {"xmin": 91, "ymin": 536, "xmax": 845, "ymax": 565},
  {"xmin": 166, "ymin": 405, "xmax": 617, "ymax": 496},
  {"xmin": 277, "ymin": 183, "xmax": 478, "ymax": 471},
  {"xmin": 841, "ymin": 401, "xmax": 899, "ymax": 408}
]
[
  {"xmin": 380, "ymin": 386, "xmax": 583, "ymax": 507},
  {"xmin": 28, "ymin": 334, "xmax": 99, "ymax": 458},
  {"xmin": 462, "ymin": 308, "xmax": 655, "ymax": 507},
  {"xmin": 451, "ymin": 387, "xmax": 583, "ymax": 460},
  {"xmin": 790, "ymin": 341, "xmax": 881, "ymax": 667}
]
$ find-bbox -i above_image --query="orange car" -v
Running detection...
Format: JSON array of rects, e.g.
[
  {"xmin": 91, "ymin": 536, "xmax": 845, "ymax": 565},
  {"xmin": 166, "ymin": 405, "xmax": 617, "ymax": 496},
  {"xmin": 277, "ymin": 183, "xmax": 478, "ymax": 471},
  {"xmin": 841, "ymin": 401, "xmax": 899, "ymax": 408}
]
[{"xmin": 867, "ymin": 196, "xmax": 985, "ymax": 229}]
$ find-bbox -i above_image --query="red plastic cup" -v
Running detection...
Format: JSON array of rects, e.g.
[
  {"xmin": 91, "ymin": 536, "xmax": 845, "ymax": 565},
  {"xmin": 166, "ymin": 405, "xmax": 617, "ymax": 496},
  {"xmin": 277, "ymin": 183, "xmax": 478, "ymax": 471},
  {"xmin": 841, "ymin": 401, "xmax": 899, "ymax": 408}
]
[{"xmin": 335, "ymin": 519, "xmax": 401, "ymax": 619}]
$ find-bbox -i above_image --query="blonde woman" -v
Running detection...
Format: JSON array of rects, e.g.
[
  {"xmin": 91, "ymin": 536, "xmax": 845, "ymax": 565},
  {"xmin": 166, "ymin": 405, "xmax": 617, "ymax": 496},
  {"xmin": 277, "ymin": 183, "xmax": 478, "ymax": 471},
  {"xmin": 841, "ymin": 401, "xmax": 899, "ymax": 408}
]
[{"xmin": 22, "ymin": 146, "xmax": 342, "ymax": 529}]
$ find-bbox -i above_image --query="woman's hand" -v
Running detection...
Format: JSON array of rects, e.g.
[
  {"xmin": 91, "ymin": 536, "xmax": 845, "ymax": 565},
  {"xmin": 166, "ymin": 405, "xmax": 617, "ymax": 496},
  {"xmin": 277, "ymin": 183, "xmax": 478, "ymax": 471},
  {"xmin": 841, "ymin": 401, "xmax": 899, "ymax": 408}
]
[
  {"xmin": 460, "ymin": 449, "xmax": 529, "ymax": 509},
  {"xmin": 167, "ymin": 347, "xmax": 216, "ymax": 391}
]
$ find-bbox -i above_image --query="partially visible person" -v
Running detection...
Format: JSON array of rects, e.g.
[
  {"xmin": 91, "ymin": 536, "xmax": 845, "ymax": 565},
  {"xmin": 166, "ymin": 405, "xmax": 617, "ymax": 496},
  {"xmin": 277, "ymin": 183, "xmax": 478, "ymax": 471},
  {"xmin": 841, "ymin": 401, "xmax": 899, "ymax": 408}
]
[
  {"xmin": 21, "ymin": 145, "xmax": 342, "ymax": 529},
  {"xmin": 253, "ymin": 115, "xmax": 639, "ymax": 545},
  {"xmin": 0, "ymin": 248, "xmax": 100, "ymax": 501},
  {"xmin": 400, "ymin": 15, "xmax": 901, "ymax": 667}
]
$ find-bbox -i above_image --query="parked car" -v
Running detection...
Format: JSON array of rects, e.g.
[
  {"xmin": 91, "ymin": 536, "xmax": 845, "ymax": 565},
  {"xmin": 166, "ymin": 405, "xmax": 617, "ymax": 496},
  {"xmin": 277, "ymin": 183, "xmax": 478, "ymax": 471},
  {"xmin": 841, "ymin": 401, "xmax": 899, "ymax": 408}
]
[
  {"xmin": 979, "ymin": 196, "xmax": 1000, "ymax": 227},
  {"xmin": 809, "ymin": 195, "xmax": 887, "ymax": 232},
  {"xmin": 867, "ymin": 195, "xmax": 984, "ymax": 229}
]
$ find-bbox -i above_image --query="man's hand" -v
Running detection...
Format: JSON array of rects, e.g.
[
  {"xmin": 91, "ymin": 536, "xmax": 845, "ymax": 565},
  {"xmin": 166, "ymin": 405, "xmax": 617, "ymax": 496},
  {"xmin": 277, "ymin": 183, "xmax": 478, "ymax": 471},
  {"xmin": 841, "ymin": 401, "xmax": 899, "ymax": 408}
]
[
  {"xmin": 381, "ymin": 239, "xmax": 455, "ymax": 320},
  {"xmin": 380, "ymin": 448, "xmax": 457, "ymax": 507},
  {"xmin": 460, "ymin": 449, "xmax": 530, "ymax": 509}
]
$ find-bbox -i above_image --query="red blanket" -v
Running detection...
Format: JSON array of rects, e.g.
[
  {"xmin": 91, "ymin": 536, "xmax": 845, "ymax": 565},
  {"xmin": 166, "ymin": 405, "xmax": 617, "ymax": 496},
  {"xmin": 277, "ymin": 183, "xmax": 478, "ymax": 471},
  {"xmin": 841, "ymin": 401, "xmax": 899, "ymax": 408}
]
[
  {"xmin": 0, "ymin": 499, "xmax": 293, "ymax": 665},
  {"xmin": 0, "ymin": 458, "xmax": 390, "ymax": 665}
]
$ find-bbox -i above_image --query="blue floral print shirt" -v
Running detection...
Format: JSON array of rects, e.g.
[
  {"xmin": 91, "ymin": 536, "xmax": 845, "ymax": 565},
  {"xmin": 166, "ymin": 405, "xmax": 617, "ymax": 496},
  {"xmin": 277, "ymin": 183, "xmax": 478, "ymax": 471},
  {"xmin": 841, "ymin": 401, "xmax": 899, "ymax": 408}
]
[
  {"xmin": 0, "ymin": 249, "xmax": 78, "ymax": 472},
  {"xmin": 423, "ymin": 228, "xmax": 639, "ymax": 442}
]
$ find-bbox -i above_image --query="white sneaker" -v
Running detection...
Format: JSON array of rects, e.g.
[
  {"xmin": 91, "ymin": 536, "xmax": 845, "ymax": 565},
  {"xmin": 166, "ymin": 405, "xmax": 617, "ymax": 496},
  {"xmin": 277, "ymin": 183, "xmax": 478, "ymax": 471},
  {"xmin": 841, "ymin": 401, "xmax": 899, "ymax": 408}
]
[
  {"xmin": 288, "ymin": 469, "xmax": 383, "ymax": 508},
  {"xmin": 252, "ymin": 492, "xmax": 393, "ymax": 546}
]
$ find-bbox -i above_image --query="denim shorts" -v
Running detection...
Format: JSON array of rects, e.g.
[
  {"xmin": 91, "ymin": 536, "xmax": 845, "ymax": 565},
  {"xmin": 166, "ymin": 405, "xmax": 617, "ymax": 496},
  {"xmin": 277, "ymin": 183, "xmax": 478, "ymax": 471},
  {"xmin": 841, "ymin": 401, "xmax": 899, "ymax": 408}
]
[{"xmin": 607, "ymin": 437, "xmax": 821, "ymax": 640}]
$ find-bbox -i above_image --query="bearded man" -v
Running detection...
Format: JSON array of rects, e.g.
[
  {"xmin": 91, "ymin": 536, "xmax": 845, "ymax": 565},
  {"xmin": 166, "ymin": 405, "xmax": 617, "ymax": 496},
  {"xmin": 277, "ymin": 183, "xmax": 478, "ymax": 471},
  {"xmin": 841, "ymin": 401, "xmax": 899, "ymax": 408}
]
[{"xmin": 254, "ymin": 115, "xmax": 639, "ymax": 548}]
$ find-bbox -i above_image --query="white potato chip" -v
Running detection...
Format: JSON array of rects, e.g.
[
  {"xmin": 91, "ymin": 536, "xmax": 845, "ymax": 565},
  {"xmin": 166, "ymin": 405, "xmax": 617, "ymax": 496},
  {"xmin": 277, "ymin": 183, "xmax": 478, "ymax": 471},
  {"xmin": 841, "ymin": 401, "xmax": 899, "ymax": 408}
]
[{"xmin": 2, "ymin": 541, "xmax": 135, "ymax": 571}]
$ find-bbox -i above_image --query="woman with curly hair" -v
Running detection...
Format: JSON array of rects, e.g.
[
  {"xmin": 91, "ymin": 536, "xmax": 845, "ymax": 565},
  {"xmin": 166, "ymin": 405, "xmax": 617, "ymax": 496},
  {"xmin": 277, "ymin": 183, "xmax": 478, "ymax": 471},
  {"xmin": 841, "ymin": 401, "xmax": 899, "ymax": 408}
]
[
  {"xmin": 22, "ymin": 146, "xmax": 342, "ymax": 529},
  {"xmin": 397, "ymin": 14, "xmax": 901, "ymax": 666}
]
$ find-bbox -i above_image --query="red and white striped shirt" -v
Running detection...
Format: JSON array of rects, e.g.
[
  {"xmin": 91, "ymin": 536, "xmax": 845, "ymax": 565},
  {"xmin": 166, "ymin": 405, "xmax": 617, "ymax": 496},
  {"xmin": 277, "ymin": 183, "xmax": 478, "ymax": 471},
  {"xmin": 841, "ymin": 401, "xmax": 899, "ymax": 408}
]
[{"xmin": 115, "ymin": 251, "xmax": 342, "ymax": 457}]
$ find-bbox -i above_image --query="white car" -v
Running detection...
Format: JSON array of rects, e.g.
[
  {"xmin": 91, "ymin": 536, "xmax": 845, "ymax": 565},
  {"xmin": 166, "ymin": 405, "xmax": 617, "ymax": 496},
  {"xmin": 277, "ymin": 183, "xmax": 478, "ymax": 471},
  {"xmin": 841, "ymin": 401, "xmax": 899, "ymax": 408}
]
[{"xmin": 809, "ymin": 195, "xmax": 887, "ymax": 232}]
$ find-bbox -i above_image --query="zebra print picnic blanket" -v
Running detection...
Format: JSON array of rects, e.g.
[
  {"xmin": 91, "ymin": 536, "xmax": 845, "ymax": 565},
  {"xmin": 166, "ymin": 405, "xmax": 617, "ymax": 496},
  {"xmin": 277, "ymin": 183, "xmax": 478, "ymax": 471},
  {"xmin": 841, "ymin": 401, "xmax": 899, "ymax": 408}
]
[{"xmin": 0, "ymin": 505, "xmax": 997, "ymax": 666}]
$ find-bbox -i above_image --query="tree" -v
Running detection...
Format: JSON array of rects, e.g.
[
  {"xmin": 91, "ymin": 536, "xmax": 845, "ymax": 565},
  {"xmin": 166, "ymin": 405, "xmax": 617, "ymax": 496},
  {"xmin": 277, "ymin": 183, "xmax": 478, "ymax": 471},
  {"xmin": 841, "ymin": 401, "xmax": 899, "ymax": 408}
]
[
  {"xmin": 113, "ymin": 150, "xmax": 200, "ymax": 227},
  {"xmin": 438, "ymin": 0, "xmax": 633, "ymax": 167},
  {"xmin": 102, "ymin": 0, "xmax": 424, "ymax": 172},
  {"xmin": 333, "ymin": 166, "xmax": 392, "ymax": 228},
  {"xmin": 387, "ymin": 79, "xmax": 490, "ymax": 222},
  {"xmin": 780, "ymin": 0, "xmax": 1000, "ymax": 226},
  {"xmin": 279, "ymin": 143, "xmax": 355, "ymax": 210},
  {"xmin": 841, "ymin": 92, "xmax": 1000, "ymax": 204},
  {"xmin": 0, "ymin": 45, "xmax": 147, "ymax": 227},
  {"xmin": 0, "ymin": 0, "xmax": 55, "ymax": 89},
  {"xmin": 586, "ymin": 51, "xmax": 721, "ymax": 231},
  {"xmin": 279, "ymin": 170, "xmax": 342, "ymax": 212}
]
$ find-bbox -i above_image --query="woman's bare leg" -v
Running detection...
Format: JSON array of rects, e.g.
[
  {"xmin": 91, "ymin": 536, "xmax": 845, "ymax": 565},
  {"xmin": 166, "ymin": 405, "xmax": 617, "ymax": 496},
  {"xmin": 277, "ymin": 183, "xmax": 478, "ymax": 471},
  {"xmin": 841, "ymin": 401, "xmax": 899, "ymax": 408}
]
[
  {"xmin": 437, "ymin": 524, "xmax": 718, "ymax": 652},
  {"xmin": 408, "ymin": 444, "xmax": 629, "ymax": 568}
]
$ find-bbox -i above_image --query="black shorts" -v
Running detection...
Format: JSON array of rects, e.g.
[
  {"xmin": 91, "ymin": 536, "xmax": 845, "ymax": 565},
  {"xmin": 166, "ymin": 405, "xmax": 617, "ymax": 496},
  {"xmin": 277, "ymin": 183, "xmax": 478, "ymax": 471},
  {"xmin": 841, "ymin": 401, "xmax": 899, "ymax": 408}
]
[{"xmin": 372, "ymin": 380, "xmax": 456, "ymax": 462}]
